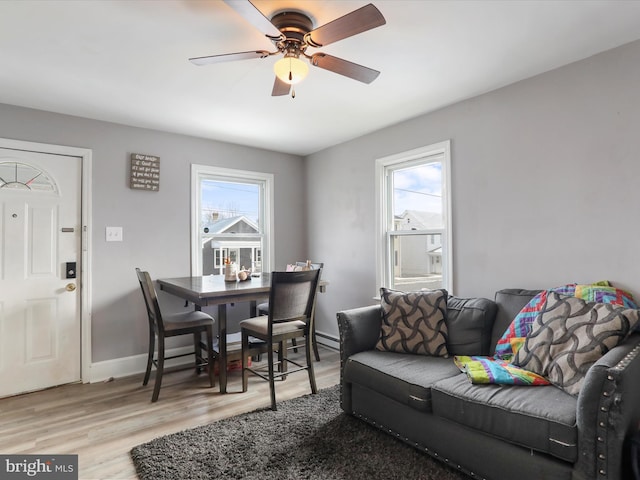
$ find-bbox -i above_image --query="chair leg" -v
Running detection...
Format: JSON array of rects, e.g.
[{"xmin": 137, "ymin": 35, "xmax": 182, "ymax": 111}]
[
  {"xmin": 278, "ymin": 341, "xmax": 288, "ymax": 377},
  {"xmin": 193, "ymin": 332, "xmax": 202, "ymax": 374},
  {"xmin": 152, "ymin": 337, "xmax": 165, "ymax": 402},
  {"xmin": 305, "ymin": 332, "xmax": 318, "ymax": 395},
  {"xmin": 143, "ymin": 329, "xmax": 155, "ymax": 386},
  {"xmin": 206, "ymin": 326, "xmax": 215, "ymax": 388},
  {"xmin": 311, "ymin": 324, "xmax": 321, "ymax": 361},
  {"xmin": 268, "ymin": 342, "xmax": 277, "ymax": 411},
  {"xmin": 277, "ymin": 342, "xmax": 282, "ymax": 373},
  {"xmin": 241, "ymin": 329, "xmax": 249, "ymax": 393},
  {"xmin": 290, "ymin": 338, "xmax": 299, "ymax": 353}
]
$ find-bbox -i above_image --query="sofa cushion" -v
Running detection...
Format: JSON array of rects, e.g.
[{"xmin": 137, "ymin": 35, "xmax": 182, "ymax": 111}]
[
  {"xmin": 495, "ymin": 285, "xmax": 577, "ymax": 359},
  {"xmin": 513, "ymin": 292, "xmax": 640, "ymax": 395},
  {"xmin": 344, "ymin": 350, "xmax": 462, "ymax": 412},
  {"xmin": 431, "ymin": 375, "xmax": 577, "ymax": 462},
  {"xmin": 376, "ymin": 288, "xmax": 449, "ymax": 357},
  {"xmin": 495, "ymin": 283, "xmax": 638, "ymax": 360},
  {"xmin": 446, "ymin": 296, "xmax": 497, "ymax": 356},
  {"xmin": 491, "ymin": 289, "xmax": 541, "ymax": 354}
]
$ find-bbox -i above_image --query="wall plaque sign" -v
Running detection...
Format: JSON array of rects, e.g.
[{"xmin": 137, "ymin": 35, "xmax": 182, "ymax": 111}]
[{"xmin": 130, "ymin": 153, "xmax": 160, "ymax": 191}]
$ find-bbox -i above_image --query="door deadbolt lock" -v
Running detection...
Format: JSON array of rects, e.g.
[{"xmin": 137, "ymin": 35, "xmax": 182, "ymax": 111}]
[
  {"xmin": 66, "ymin": 262, "xmax": 76, "ymax": 279},
  {"xmin": 65, "ymin": 283, "xmax": 76, "ymax": 292}
]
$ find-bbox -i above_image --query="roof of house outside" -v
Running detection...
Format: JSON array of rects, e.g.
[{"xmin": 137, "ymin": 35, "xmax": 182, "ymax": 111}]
[
  {"xmin": 207, "ymin": 215, "xmax": 258, "ymax": 234},
  {"xmin": 395, "ymin": 210, "xmax": 442, "ymax": 230}
]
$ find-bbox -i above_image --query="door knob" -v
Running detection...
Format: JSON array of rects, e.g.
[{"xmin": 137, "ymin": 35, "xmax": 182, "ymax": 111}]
[{"xmin": 65, "ymin": 283, "xmax": 76, "ymax": 292}]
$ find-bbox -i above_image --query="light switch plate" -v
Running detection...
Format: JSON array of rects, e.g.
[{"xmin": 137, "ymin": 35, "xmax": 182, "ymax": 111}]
[{"xmin": 106, "ymin": 226, "xmax": 123, "ymax": 242}]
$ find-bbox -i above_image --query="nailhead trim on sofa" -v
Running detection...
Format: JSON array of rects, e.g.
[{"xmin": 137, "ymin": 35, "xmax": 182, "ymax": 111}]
[{"xmin": 596, "ymin": 343, "xmax": 640, "ymax": 477}]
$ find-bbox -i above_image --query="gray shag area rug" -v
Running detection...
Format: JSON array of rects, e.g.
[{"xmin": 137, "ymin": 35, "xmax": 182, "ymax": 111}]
[{"xmin": 130, "ymin": 385, "xmax": 469, "ymax": 480}]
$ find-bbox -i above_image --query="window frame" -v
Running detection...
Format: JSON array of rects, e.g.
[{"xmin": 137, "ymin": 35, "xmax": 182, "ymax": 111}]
[
  {"xmin": 190, "ymin": 164, "xmax": 274, "ymax": 276},
  {"xmin": 375, "ymin": 140, "xmax": 452, "ymax": 294}
]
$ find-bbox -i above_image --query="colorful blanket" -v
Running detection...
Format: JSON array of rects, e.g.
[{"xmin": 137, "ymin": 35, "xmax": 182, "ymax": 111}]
[
  {"xmin": 494, "ymin": 284, "xmax": 575, "ymax": 360},
  {"xmin": 494, "ymin": 281, "xmax": 638, "ymax": 361},
  {"xmin": 454, "ymin": 355, "xmax": 550, "ymax": 385},
  {"xmin": 456, "ymin": 281, "xmax": 638, "ymax": 386}
]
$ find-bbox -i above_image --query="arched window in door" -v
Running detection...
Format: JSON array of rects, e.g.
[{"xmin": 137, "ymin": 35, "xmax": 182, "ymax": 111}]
[{"xmin": 0, "ymin": 161, "xmax": 58, "ymax": 193}]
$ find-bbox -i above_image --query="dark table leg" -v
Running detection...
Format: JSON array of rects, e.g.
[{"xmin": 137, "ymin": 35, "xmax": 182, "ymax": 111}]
[
  {"xmin": 195, "ymin": 302, "xmax": 228, "ymax": 394},
  {"xmin": 218, "ymin": 303, "xmax": 228, "ymax": 393}
]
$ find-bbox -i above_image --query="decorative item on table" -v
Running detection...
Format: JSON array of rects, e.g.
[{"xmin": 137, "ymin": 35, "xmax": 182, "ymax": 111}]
[
  {"xmin": 237, "ymin": 266, "xmax": 252, "ymax": 282},
  {"xmin": 286, "ymin": 260, "xmax": 312, "ymax": 272},
  {"xmin": 224, "ymin": 258, "xmax": 237, "ymax": 282}
]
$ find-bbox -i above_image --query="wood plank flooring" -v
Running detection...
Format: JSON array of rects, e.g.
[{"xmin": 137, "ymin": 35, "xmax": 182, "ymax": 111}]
[{"xmin": 0, "ymin": 347, "xmax": 340, "ymax": 480}]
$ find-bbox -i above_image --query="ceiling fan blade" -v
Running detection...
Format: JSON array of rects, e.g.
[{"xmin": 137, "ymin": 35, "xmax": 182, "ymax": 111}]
[
  {"xmin": 189, "ymin": 50, "xmax": 270, "ymax": 66},
  {"xmin": 224, "ymin": 0, "xmax": 283, "ymax": 40},
  {"xmin": 311, "ymin": 53, "xmax": 380, "ymax": 84},
  {"xmin": 305, "ymin": 3, "xmax": 385, "ymax": 48},
  {"xmin": 271, "ymin": 76, "xmax": 291, "ymax": 96}
]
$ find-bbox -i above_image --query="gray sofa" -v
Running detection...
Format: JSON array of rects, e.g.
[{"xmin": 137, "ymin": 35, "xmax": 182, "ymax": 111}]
[{"xmin": 337, "ymin": 289, "xmax": 640, "ymax": 480}]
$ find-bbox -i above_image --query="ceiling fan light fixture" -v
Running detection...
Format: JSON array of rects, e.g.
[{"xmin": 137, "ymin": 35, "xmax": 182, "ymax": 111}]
[
  {"xmin": 194, "ymin": 2, "xmax": 386, "ymax": 96},
  {"xmin": 274, "ymin": 55, "xmax": 308, "ymax": 85}
]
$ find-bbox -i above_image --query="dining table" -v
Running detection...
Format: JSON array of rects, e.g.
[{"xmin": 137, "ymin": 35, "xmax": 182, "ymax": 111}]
[{"xmin": 157, "ymin": 272, "xmax": 327, "ymax": 393}]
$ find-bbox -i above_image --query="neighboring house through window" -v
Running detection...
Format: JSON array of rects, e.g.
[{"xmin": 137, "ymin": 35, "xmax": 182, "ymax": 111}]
[
  {"xmin": 191, "ymin": 165, "xmax": 273, "ymax": 276},
  {"xmin": 375, "ymin": 141, "xmax": 452, "ymax": 293}
]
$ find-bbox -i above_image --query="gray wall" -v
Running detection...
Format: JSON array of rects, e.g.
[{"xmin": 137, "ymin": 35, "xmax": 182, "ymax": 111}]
[
  {"xmin": 0, "ymin": 105, "xmax": 305, "ymax": 362},
  {"xmin": 307, "ymin": 40, "xmax": 640, "ymax": 341},
  {"xmin": 2, "ymin": 38, "xmax": 639, "ymax": 365}
]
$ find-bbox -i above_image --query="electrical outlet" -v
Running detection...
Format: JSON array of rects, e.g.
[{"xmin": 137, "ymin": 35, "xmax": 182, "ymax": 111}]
[{"xmin": 106, "ymin": 226, "xmax": 123, "ymax": 242}]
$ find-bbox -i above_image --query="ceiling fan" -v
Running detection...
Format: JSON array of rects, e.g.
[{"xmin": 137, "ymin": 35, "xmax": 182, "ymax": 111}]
[{"xmin": 189, "ymin": 1, "xmax": 386, "ymax": 97}]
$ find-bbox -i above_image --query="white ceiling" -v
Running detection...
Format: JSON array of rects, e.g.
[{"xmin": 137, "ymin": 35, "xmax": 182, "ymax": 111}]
[{"xmin": 1, "ymin": 1, "xmax": 640, "ymax": 156}]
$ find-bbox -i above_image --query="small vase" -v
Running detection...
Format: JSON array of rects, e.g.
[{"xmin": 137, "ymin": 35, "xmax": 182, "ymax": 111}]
[{"xmin": 224, "ymin": 264, "xmax": 237, "ymax": 282}]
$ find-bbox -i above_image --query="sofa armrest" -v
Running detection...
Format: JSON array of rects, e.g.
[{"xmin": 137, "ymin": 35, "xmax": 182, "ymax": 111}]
[
  {"xmin": 575, "ymin": 333, "xmax": 640, "ymax": 480},
  {"xmin": 337, "ymin": 305, "xmax": 382, "ymax": 412},
  {"xmin": 337, "ymin": 305, "xmax": 381, "ymax": 358}
]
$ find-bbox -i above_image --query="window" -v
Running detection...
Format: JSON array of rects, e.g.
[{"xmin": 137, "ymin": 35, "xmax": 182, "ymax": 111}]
[
  {"xmin": 191, "ymin": 165, "xmax": 273, "ymax": 276},
  {"xmin": 0, "ymin": 161, "xmax": 57, "ymax": 192},
  {"xmin": 375, "ymin": 141, "xmax": 452, "ymax": 293}
]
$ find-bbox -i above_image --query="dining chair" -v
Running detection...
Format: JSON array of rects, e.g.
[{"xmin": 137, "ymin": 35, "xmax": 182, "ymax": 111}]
[
  {"xmin": 257, "ymin": 261, "xmax": 323, "ymax": 361},
  {"xmin": 135, "ymin": 268, "xmax": 217, "ymax": 402},
  {"xmin": 240, "ymin": 269, "xmax": 321, "ymax": 410}
]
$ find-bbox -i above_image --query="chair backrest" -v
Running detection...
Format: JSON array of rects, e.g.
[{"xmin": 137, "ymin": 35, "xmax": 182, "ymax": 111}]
[
  {"xmin": 135, "ymin": 268, "xmax": 165, "ymax": 334},
  {"xmin": 268, "ymin": 270, "xmax": 321, "ymax": 331}
]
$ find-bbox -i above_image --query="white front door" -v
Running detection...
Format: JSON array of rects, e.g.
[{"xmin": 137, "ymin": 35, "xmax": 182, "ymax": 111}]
[{"xmin": 0, "ymin": 148, "xmax": 82, "ymax": 397}]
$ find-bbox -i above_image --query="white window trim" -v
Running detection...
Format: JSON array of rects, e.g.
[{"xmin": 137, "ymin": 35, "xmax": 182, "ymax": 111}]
[
  {"xmin": 190, "ymin": 164, "xmax": 274, "ymax": 276},
  {"xmin": 375, "ymin": 140, "xmax": 452, "ymax": 295}
]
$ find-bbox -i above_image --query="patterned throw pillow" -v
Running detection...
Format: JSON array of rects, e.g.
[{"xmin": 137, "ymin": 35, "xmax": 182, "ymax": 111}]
[
  {"xmin": 494, "ymin": 284, "xmax": 576, "ymax": 360},
  {"xmin": 512, "ymin": 292, "xmax": 640, "ymax": 395},
  {"xmin": 494, "ymin": 282, "xmax": 638, "ymax": 360},
  {"xmin": 376, "ymin": 288, "xmax": 449, "ymax": 357}
]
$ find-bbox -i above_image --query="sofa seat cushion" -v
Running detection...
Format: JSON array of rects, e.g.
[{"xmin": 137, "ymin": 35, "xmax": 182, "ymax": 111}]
[
  {"xmin": 344, "ymin": 350, "xmax": 462, "ymax": 412},
  {"xmin": 431, "ymin": 375, "xmax": 577, "ymax": 462}
]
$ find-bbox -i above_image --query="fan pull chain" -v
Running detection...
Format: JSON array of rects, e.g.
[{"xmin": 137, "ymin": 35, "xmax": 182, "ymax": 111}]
[{"xmin": 291, "ymin": 88, "xmax": 296, "ymax": 99}]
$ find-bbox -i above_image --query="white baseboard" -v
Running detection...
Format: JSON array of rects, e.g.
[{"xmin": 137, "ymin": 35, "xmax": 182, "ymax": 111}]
[
  {"xmin": 87, "ymin": 346, "xmax": 194, "ymax": 383},
  {"xmin": 88, "ymin": 334, "xmax": 340, "ymax": 384}
]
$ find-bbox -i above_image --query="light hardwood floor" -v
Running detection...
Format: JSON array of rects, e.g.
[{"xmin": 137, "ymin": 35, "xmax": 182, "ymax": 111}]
[{"xmin": 0, "ymin": 347, "xmax": 340, "ymax": 480}]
